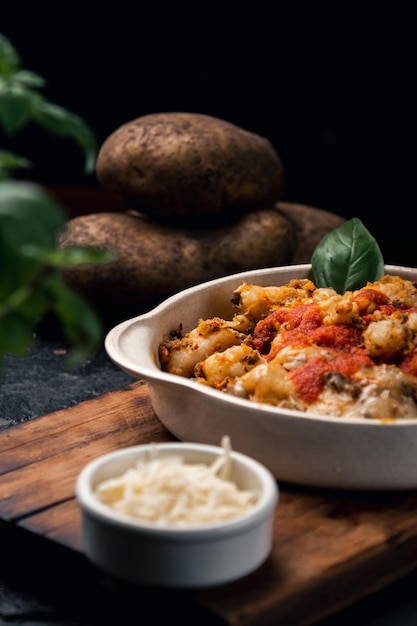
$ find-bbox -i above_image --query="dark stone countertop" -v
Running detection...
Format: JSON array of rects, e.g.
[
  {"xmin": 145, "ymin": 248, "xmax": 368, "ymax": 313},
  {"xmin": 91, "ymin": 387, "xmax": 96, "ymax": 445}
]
[
  {"xmin": 2, "ymin": 336, "xmax": 417, "ymax": 626},
  {"xmin": 0, "ymin": 336, "xmax": 136, "ymax": 430}
]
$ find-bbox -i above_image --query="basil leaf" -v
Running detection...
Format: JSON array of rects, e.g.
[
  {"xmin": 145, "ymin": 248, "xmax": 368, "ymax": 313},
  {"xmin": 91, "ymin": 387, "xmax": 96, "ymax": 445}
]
[
  {"xmin": 0, "ymin": 150, "xmax": 31, "ymax": 179},
  {"xmin": 0, "ymin": 181, "xmax": 66, "ymax": 244},
  {"xmin": 33, "ymin": 102, "xmax": 97, "ymax": 173},
  {"xmin": 0, "ymin": 181, "xmax": 107, "ymax": 362},
  {"xmin": 46, "ymin": 274, "xmax": 103, "ymax": 367},
  {"xmin": 0, "ymin": 36, "xmax": 103, "ymax": 365},
  {"xmin": 311, "ymin": 217, "xmax": 384, "ymax": 293},
  {"xmin": 0, "ymin": 83, "xmax": 36, "ymax": 133},
  {"xmin": 0, "ymin": 309, "xmax": 38, "ymax": 356},
  {"xmin": 0, "ymin": 33, "xmax": 20, "ymax": 76},
  {"xmin": 13, "ymin": 69, "xmax": 46, "ymax": 88},
  {"xmin": 0, "ymin": 34, "xmax": 97, "ymax": 173}
]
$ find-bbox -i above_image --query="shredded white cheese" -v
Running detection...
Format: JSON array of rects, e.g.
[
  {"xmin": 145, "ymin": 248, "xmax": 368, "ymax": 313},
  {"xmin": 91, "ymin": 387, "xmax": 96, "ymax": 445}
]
[{"xmin": 95, "ymin": 436, "xmax": 257, "ymax": 526}]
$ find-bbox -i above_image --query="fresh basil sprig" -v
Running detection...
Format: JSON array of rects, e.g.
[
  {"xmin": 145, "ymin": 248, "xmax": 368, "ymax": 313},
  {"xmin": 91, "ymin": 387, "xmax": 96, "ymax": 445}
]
[
  {"xmin": 311, "ymin": 217, "xmax": 384, "ymax": 294},
  {"xmin": 0, "ymin": 182, "xmax": 114, "ymax": 366},
  {"xmin": 0, "ymin": 34, "xmax": 110, "ymax": 368},
  {"xmin": 0, "ymin": 33, "xmax": 97, "ymax": 173}
]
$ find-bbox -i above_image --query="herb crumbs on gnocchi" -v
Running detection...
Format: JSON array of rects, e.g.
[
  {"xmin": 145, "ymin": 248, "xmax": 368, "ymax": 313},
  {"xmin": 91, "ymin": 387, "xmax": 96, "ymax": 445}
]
[{"xmin": 159, "ymin": 274, "xmax": 417, "ymax": 422}]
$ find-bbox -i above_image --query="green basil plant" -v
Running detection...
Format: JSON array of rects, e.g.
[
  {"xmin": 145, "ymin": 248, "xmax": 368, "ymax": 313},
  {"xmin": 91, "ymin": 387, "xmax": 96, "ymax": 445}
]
[{"xmin": 0, "ymin": 33, "xmax": 113, "ymax": 367}]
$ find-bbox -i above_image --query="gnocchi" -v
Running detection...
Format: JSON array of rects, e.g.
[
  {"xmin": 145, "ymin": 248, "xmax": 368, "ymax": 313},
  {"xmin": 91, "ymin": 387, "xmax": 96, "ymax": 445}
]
[{"xmin": 159, "ymin": 275, "xmax": 417, "ymax": 421}]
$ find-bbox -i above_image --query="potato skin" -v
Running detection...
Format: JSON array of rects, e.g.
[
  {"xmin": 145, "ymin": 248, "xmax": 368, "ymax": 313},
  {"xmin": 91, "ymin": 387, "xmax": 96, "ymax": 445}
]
[
  {"xmin": 275, "ymin": 201, "xmax": 346, "ymax": 263},
  {"xmin": 57, "ymin": 208, "xmax": 297, "ymax": 324},
  {"xmin": 96, "ymin": 113, "xmax": 285, "ymax": 222}
]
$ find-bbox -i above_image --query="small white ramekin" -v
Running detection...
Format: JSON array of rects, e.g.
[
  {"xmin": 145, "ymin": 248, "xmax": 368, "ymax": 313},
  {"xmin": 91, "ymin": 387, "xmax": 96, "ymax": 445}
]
[{"xmin": 76, "ymin": 441, "xmax": 279, "ymax": 588}]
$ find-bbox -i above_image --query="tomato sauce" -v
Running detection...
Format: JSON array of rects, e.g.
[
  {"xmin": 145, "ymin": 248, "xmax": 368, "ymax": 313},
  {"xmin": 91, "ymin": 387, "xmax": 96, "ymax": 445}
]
[
  {"xmin": 251, "ymin": 292, "xmax": 417, "ymax": 404},
  {"xmin": 253, "ymin": 304, "xmax": 322, "ymax": 355},
  {"xmin": 399, "ymin": 352, "xmax": 417, "ymax": 377},
  {"xmin": 290, "ymin": 351, "xmax": 373, "ymax": 403},
  {"xmin": 308, "ymin": 324, "xmax": 362, "ymax": 350},
  {"xmin": 353, "ymin": 288, "xmax": 389, "ymax": 313}
]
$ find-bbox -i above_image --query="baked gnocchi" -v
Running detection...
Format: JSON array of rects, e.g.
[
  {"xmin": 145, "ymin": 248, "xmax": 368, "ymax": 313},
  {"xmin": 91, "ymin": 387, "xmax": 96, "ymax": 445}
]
[{"xmin": 159, "ymin": 275, "xmax": 417, "ymax": 421}]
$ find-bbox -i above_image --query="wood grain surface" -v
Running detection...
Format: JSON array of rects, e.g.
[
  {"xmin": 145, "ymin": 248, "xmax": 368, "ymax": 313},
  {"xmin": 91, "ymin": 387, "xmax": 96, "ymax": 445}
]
[{"xmin": 1, "ymin": 380, "xmax": 417, "ymax": 626}]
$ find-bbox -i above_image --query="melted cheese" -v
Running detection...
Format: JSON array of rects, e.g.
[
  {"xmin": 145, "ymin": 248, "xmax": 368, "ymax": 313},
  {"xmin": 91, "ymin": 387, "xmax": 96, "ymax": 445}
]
[{"xmin": 159, "ymin": 274, "xmax": 417, "ymax": 421}]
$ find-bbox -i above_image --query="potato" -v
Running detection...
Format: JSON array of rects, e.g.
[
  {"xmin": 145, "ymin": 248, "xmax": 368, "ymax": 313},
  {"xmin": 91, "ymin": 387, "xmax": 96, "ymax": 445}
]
[
  {"xmin": 57, "ymin": 208, "xmax": 297, "ymax": 325},
  {"xmin": 96, "ymin": 112, "xmax": 285, "ymax": 222},
  {"xmin": 275, "ymin": 201, "xmax": 346, "ymax": 263}
]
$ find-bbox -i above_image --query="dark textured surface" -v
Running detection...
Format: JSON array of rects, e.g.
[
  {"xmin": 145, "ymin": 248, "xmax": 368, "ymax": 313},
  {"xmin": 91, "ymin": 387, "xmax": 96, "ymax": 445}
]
[
  {"xmin": 0, "ymin": 338, "xmax": 136, "ymax": 431},
  {"xmin": 2, "ymin": 337, "xmax": 417, "ymax": 625}
]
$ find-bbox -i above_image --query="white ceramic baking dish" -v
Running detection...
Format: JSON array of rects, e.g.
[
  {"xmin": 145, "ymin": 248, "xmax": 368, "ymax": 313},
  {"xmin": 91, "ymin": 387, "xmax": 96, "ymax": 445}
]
[{"xmin": 105, "ymin": 264, "xmax": 417, "ymax": 490}]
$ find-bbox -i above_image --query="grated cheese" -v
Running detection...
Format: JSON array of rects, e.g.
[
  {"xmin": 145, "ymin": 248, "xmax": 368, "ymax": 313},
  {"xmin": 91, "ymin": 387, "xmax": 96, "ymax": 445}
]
[{"xmin": 95, "ymin": 436, "xmax": 258, "ymax": 526}]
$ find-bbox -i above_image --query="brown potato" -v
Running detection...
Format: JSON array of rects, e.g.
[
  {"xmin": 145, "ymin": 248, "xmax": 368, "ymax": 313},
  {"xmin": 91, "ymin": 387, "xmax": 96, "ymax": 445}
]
[
  {"xmin": 96, "ymin": 112, "xmax": 285, "ymax": 222},
  {"xmin": 275, "ymin": 201, "xmax": 346, "ymax": 263},
  {"xmin": 57, "ymin": 208, "xmax": 297, "ymax": 325}
]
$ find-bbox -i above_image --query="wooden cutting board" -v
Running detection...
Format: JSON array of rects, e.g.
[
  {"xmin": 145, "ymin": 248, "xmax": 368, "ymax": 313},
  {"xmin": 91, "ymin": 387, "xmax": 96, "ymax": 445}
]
[{"xmin": 1, "ymin": 380, "xmax": 417, "ymax": 626}]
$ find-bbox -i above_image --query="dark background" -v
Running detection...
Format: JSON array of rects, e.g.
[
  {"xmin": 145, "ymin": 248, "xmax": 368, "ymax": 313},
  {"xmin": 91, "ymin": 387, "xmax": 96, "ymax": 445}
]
[
  {"xmin": 3, "ymin": 14, "xmax": 417, "ymax": 626},
  {"xmin": 1, "ymin": 7, "xmax": 414, "ymax": 265}
]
